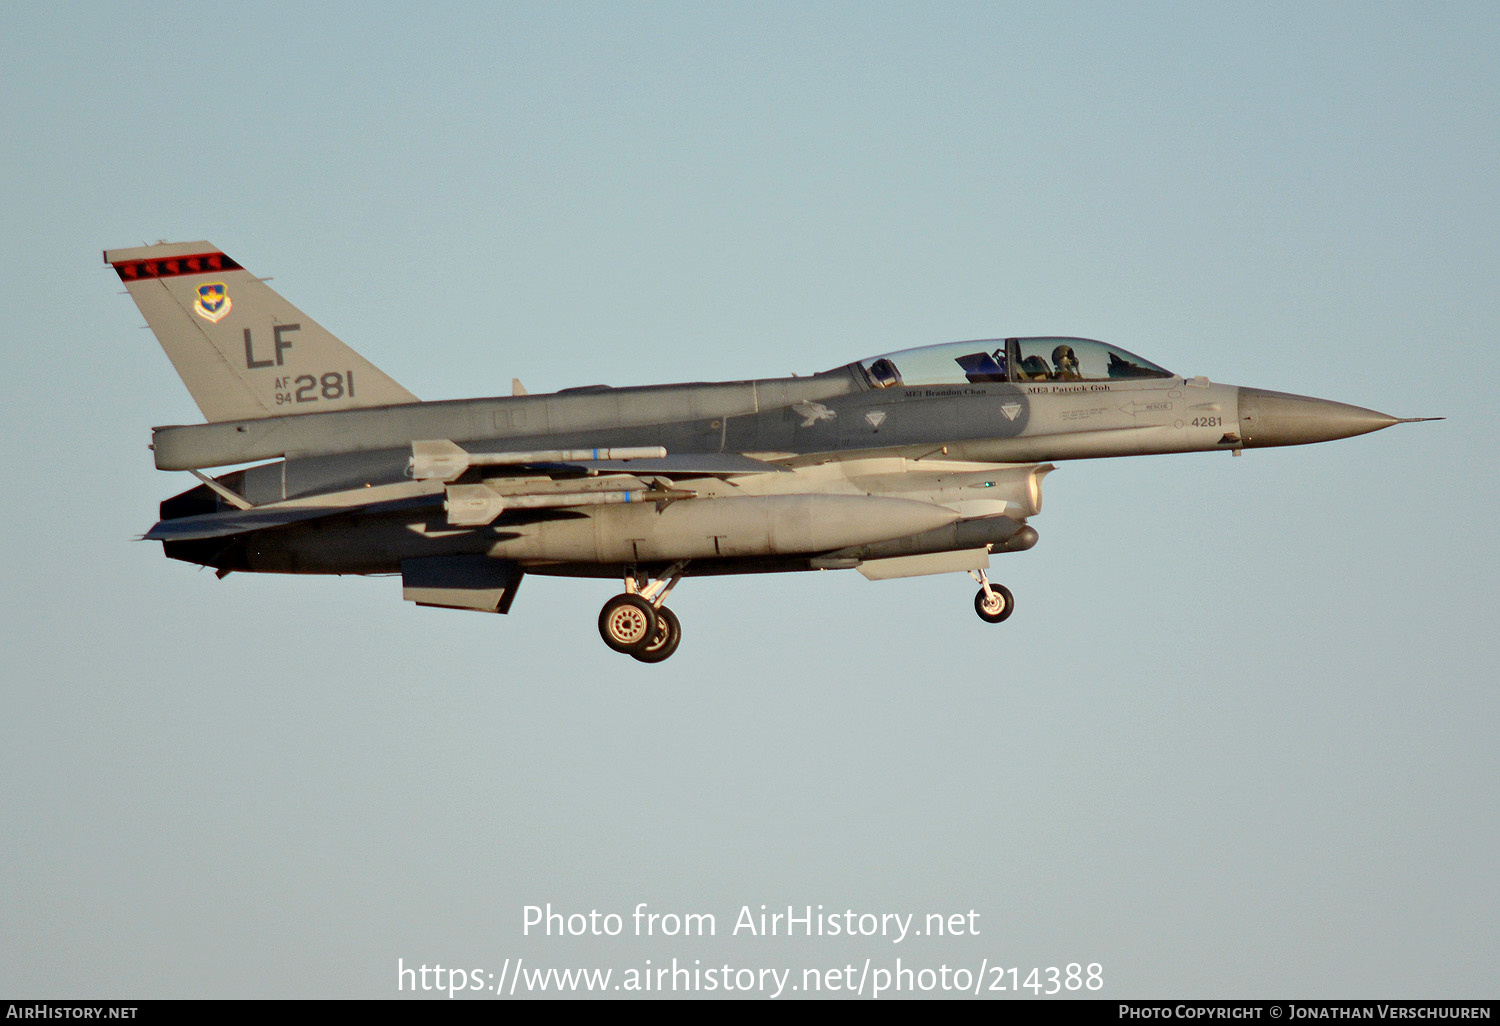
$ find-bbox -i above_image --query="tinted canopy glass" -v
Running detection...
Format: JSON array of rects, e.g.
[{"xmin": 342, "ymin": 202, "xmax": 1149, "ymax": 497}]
[{"xmin": 857, "ymin": 338, "xmax": 1172, "ymax": 388}]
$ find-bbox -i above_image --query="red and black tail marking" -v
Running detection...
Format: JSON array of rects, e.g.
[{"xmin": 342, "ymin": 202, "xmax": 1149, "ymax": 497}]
[{"xmin": 107, "ymin": 251, "xmax": 242, "ymax": 282}]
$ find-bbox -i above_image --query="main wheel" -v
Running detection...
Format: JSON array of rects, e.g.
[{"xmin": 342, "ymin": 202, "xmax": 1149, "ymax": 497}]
[
  {"xmin": 631, "ymin": 606, "xmax": 682, "ymax": 663},
  {"xmin": 598, "ymin": 594, "xmax": 658, "ymax": 653},
  {"xmin": 974, "ymin": 584, "xmax": 1015, "ymax": 624}
]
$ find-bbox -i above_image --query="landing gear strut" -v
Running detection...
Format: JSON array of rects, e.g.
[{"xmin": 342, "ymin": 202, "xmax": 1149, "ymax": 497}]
[
  {"xmin": 597, "ymin": 561, "xmax": 689, "ymax": 662},
  {"xmin": 971, "ymin": 569, "xmax": 1015, "ymax": 624}
]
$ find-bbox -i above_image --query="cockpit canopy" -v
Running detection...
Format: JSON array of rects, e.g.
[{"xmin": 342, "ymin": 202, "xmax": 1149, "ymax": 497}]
[{"xmin": 856, "ymin": 337, "xmax": 1174, "ymax": 388}]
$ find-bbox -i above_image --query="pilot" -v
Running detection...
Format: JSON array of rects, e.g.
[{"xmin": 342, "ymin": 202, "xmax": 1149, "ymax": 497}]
[
  {"xmin": 1018, "ymin": 355, "xmax": 1051, "ymax": 380},
  {"xmin": 865, "ymin": 357, "xmax": 901, "ymax": 388},
  {"xmin": 1052, "ymin": 344, "xmax": 1082, "ymax": 380}
]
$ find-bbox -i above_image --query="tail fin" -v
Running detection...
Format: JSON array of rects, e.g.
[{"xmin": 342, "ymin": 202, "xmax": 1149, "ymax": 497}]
[{"xmin": 105, "ymin": 241, "xmax": 418, "ymax": 422}]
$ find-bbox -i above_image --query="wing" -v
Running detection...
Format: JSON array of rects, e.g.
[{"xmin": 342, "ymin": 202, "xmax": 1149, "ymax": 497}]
[{"xmin": 147, "ymin": 442, "xmax": 785, "ymax": 540}]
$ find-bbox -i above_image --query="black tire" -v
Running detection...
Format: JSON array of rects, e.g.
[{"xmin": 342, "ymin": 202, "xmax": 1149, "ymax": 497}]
[
  {"xmin": 631, "ymin": 606, "xmax": 682, "ymax": 663},
  {"xmin": 974, "ymin": 584, "xmax": 1015, "ymax": 624},
  {"xmin": 598, "ymin": 594, "xmax": 658, "ymax": 653}
]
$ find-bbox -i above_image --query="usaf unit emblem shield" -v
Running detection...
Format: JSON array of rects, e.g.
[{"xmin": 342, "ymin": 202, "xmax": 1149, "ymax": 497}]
[{"xmin": 193, "ymin": 282, "xmax": 231, "ymax": 323}]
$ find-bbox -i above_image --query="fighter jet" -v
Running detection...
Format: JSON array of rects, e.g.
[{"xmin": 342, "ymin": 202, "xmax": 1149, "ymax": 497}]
[{"xmin": 108, "ymin": 241, "xmax": 1436, "ymax": 662}]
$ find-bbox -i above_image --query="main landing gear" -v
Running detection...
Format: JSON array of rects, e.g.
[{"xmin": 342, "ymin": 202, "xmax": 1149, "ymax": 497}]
[
  {"xmin": 971, "ymin": 569, "xmax": 1015, "ymax": 625},
  {"xmin": 598, "ymin": 561, "xmax": 688, "ymax": 663}
]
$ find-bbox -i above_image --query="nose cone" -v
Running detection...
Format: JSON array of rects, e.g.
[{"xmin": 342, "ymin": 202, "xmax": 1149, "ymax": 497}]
[{"xmin": 1237, "ymin": 387, "xmax": 1413, "ymax": 448}]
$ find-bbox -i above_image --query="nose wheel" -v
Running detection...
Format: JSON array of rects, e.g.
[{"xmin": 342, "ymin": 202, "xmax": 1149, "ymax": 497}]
[
  {"xmin": 598, "ymin": 561, "xmax": 689, "ymax": 662},
  {"xmin": 971, "ymin": 569, "xmax": 1014, "ymax": 624}
]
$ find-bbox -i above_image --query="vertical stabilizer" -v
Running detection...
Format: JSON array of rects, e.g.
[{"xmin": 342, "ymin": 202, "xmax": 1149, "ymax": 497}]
[{"xmin": 105, "ymin": 241, "xmax": 418, "ymax": 422}]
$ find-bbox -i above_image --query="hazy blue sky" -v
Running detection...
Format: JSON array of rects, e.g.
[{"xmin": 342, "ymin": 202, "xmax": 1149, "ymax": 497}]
[{"xmin": 3, "ymin": 1, "xmax": 1496, "ymax": 999}]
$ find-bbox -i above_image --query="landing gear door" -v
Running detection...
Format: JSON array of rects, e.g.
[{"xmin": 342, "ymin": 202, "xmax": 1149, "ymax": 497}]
[{"xmin": 401, "ymin": 555, "xmax": 524, "ymax": 614}]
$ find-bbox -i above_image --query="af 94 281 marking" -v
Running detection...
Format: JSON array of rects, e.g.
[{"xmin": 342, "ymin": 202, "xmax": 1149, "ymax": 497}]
[{"xmin": 273, "ymin": 371, "xmax": 357, "ymax": 406}]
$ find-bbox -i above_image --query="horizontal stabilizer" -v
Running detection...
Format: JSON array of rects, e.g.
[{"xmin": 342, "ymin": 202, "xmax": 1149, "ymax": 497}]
[{"xmin": 146, "ymin": 494, "xmax": 441, "ymax": 542}]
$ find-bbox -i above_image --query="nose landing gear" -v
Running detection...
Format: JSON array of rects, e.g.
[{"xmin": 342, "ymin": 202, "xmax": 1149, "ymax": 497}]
[
  {"xmin": 971, "ymin": 569, "xmax": 1015, "ymax": 624},
  {"xmin": 597, "ymin": 561, "xmax": 689, "ymax": 662}
]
